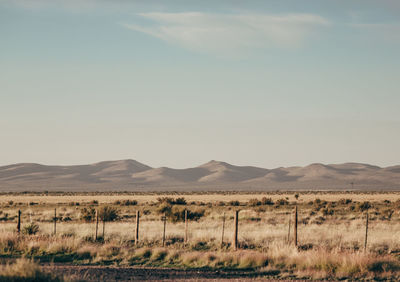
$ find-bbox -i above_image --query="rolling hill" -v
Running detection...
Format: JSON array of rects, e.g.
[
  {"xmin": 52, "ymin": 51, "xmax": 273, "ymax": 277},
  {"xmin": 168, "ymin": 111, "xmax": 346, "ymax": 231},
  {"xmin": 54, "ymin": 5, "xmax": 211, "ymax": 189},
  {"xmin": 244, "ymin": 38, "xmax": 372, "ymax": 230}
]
[{"xmin": 0, "ymin": 159, "xmax": 399, "ymax": 191}]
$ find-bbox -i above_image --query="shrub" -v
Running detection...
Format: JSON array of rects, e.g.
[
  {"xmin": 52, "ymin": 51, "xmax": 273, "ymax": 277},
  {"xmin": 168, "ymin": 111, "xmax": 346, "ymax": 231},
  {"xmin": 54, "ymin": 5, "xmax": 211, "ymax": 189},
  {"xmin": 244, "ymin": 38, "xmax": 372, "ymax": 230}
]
[
  {"xmin": 276, "ymin": 198, "xmax": 289, "ymax": 206},
  {"xmin": 338, "ymin": 198, "xmax": 352, "ymax": 205},
  {"xmin": 80, "ymin": 207, "xmax": 96, "ymax": 222},
  {"xmin": 322, "ymin": 208, "xmax": 334, "ymax": 216},
  {"xmin": 248, "ymin": 199, "xmax": 261, "ymax": 206},
  {"xmin": 382, "ymin": 209, "xmax": 394, "ymax": 220},
  {"xmin": 114, "ymin": 199, "xmax": 138, "ymax": 206},
  {"xmin": 357, "ymin": 201, "xmax": 371, "ymax": 212},
  {"xmin": 157, "ymin": 203, "xmax": 172, "ymax": 215},
  {"xmin": 174, "ymin": 197, "xmax": 187, "ymax": 205},
  {"xmin": 159, "ymin": 205, "xmax": 205, "ymax": 222},
  {"xmin": 261, "ymin": 197, "xmax": 274, "ymax": 205},
  {"xmin": 23, "ymin": 222, "xmax": 39, "ymax": 235},
  {"xmin": 157, "ymin": 197, "xmax": 187, "ymax": 205},
  {"xmin": 229, "ymin": 200, "xmax": 240, "ymax": 206},
  {"xmin": 98, "ymin": 206, "xmax": 119, "ymax": 222}
]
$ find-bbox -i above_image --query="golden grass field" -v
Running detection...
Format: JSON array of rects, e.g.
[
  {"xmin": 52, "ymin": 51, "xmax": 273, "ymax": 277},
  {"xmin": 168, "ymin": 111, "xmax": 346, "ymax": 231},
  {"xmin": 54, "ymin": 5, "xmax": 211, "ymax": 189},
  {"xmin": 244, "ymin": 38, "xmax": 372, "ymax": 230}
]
[
  {"xmin": 1, "ymin": 191, "xmax": 400, "ymax": 204},
  {"xmin": 1, "ymin": 191, "xmax": 400, "ymax": 280}
]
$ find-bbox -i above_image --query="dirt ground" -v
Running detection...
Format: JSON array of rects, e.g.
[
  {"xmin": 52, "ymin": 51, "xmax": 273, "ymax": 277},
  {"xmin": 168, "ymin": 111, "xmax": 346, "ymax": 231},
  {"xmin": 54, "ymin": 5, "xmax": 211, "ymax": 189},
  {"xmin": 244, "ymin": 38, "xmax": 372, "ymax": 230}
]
[{"xmin": 42, "ymin": 264, "xmax": 286, "ymax": 281}]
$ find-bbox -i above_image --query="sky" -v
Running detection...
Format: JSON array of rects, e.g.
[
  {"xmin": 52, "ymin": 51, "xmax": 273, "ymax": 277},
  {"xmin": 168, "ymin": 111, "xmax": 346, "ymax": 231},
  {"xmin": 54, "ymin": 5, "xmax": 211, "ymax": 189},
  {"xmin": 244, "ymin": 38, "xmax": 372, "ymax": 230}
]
[{"xmin": 1, "ymin": 0, "xmax": 400, "ymax": 169}]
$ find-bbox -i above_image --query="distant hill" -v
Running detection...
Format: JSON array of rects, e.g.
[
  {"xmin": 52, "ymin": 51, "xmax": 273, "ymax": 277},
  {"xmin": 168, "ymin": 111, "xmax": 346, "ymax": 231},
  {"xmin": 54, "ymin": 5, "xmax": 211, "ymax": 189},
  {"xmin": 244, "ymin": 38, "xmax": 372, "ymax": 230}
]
[{"xmin": 0, "ymin": 159, "xmax": 399, "ymax": 191}]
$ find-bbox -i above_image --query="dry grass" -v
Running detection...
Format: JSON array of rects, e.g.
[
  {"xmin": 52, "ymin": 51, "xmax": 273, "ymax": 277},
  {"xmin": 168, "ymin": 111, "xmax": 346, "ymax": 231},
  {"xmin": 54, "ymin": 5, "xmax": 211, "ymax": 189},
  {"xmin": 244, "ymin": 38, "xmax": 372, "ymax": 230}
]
[
  {"xmin": 0, "ymin": 258, "xmax": 62, "ymax": 281},
  {"xmin": 1, "ymin": 191, "xmax": 400, "ymax": 204},
  {"xmin": 1, "ymin": 192, "xmax": 400, "ymax": 279}
]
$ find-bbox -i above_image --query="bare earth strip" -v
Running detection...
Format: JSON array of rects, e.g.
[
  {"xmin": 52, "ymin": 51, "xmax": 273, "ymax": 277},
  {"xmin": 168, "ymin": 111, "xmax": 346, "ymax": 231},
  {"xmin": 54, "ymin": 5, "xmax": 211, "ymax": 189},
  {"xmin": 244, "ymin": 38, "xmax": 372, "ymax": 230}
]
[{"xmin": 41, "ymin": 264, "xmax": 285, "ymax": 281}]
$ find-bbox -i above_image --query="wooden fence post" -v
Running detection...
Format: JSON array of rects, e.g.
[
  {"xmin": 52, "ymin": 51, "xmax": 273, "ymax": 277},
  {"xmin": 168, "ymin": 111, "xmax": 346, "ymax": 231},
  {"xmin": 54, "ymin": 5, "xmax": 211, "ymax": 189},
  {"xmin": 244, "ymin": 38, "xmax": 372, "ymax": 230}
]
[
  {"xmin": 135, "ymin": 210, "xmax": 140, "ymax": 245},
  {"xmin": 294, "ymin": 206, "xmax": 298, "ymax": 247},
  {"xmin": 53, "ymin": 208, "xmax": 57, "ymax": 235},
  {"xmin": 95, "ymin": 209, "xmax": 99, "ymax": 241},
  {"xmin": 221, "ymin": 212, "xmax": 225, "ymax": 248},
  {"xmin": 233, "ymin": 210, "xmax": 239, "ymax": 250},
  {"xmin": 364, "ymin": 211, "xmax": 369, "ymax": 251},
  {"xmin": 287, "ymin": 217, "xmax": 291, "ymax": 244},
  {"xmin": 17, "ymin": 210, "xmax": 21, "ymax": 234},
  {"xmin": 184, "ymin": 209, "xmax": 188, "ymax": 244},
  {"xmin": 162, "ymin": 213, "xmax": 167, "ymax": 247},
  {"xmin": 102, "ymin": 216, "xmax": 105, "ymax": 239}
]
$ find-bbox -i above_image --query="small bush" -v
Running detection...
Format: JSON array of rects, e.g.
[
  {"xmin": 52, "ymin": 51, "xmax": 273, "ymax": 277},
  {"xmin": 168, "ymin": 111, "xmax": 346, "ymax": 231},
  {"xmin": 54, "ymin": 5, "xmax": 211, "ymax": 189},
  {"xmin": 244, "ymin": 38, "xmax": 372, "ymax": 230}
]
[
  {"xmin": 174, "ymin": 197, "xmax": 187, "ymax": 205},
  {"xmin": 276, "ymin": 198, "xmax": 289, "ymax": 206},
  {"xmin": 248, "ymin": 198, "xmax": 261, "ymax": 206},
  {"xmin": 357, "ymin": 201, "xmax": 371, "ymax": 212},
  {"xmin": 157, "ymin": 203, "xmax": 172, "ymax": 215},
  {"xmin": 23, "ymin": 222, "xmax": 39, "ymax": 235},
  {"xmin": 229, "ymin": 200, "xmax": 240, "ymax": 206},
  {"xmin": 157, "ymin": 197, "xmax": 186, "ymax": 205},
  {"xmin": 160, "ymin": 205, "xmax": 205, "ymax": 222},
  {"xmin": 80, "ymin": 207, "xmax": 96, "ymax": 222},
  {"xmin": 114, "ymin": 199, "xmax": 138, "ymax": 206},
  {"xmin": 98, "ymin": 205, "xmax": 119, "ymax": 222},
  {"xmin": 261, "ymin": 197, "xmax": 274, "ymax": 205},
  {"xmin": 322, "ymin": 208, "xmax": 334, "ymax": 216},
  {"xmin": 338, "ymin": 198, "xmax": 352, "ymax": 205}
]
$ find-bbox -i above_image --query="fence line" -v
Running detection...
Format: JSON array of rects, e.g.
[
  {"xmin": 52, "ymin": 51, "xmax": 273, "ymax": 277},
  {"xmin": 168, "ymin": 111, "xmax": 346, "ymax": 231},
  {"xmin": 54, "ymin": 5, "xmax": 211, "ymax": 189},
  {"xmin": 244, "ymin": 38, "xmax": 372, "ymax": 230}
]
[{"xmin": 10, "ymin": 206, "xmax": 379, "ymax": 251}]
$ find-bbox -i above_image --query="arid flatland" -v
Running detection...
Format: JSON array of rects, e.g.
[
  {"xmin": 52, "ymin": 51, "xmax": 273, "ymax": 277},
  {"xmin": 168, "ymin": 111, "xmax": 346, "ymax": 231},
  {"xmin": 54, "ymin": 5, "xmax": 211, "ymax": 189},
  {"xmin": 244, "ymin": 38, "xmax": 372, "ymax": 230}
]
[{"xmin": 1, "ymin": 191, "xmax": 400, "ymax": 280}]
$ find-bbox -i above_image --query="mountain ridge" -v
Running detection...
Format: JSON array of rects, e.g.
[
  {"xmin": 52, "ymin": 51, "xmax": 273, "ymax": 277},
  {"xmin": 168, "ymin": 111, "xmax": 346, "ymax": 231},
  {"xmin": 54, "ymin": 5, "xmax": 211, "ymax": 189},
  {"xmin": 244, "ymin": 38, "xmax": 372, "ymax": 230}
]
[{"xmin": 0, "ymin": 159, "xmax": 399, "ymax": 191}]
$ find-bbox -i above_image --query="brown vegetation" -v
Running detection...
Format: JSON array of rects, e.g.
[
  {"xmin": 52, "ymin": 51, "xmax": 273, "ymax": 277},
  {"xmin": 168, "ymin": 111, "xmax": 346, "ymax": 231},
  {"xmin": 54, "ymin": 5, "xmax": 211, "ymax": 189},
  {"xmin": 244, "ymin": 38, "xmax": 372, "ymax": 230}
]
[{"xmin": 1, "ymin": 191, "xmax": 400, "ymax": 280}]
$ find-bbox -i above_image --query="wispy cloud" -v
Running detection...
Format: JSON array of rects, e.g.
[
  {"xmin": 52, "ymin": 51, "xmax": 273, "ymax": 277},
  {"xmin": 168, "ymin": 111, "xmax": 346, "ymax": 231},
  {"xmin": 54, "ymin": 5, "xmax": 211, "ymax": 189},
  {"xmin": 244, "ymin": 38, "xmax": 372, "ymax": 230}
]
[
  {"xmin": 351, "ymin": 23, "xmax": 400, "ymax": 40},
  {"xmin": 123, "ymin": 12, "xmax": 330, "ymax": 56}
]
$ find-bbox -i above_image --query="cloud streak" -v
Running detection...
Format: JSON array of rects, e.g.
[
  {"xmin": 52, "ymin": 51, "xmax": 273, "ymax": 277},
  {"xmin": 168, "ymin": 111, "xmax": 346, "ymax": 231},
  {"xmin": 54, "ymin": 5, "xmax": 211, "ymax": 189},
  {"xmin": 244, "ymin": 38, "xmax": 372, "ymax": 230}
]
[
  {"xmin": 123, "ymin": 12, "xmax": 330, "ymax": 55},
  {"xmin": 351, "ymin": 23, "xmax": 400, "ymax": 42}
]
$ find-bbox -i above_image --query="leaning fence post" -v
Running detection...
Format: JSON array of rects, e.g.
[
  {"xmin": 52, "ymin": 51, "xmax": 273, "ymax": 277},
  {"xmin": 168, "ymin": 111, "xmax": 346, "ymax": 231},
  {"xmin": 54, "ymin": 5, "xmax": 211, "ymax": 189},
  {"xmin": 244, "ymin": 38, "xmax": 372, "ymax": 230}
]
[
  {"xmin": 53, "ymin": 208, "xmax": 57, "ymax": 235},
  {"xmin": 294, "ymin": 206, "xmax": 298, "ymax": 247},
  {"xmin": 95, "ymin": 209, "xmax": 99, "ymax": 241},
  {"xmin": 135, "ymin": 210, "xmax": 140, "ymax": 245},
  {"xmin": 287, "ymin": 217, "xmax": 291, "ymax": 244},
  {"xmin": 233, "ymin": 210, "xmax": 239, "ymax": 250},
  {"xmin": 184, "ymin": 209, "xmax": 188, "ymax": 244},
  {"xmin": 364, "ymin": 211, "xmax": 369, "ymax": 251},
  {"xmin": 162, "ymin": 213, "xmax": 167, "ymax": 247},
  {"xmin": 17, "ymin": 210, "xmax": 21, "ymax": 234},
  {"xmin": 221, "ymin": 212, "xmax": 226, "ymax": 248}
]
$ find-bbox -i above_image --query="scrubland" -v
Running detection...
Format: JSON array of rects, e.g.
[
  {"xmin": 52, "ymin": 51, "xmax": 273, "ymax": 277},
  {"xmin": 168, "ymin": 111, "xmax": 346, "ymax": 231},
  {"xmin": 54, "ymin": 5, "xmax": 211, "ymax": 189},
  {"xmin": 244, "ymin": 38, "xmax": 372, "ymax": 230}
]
[{"xmin": 1, "ymin": 191, "xmax": 400, "ymax": 280}]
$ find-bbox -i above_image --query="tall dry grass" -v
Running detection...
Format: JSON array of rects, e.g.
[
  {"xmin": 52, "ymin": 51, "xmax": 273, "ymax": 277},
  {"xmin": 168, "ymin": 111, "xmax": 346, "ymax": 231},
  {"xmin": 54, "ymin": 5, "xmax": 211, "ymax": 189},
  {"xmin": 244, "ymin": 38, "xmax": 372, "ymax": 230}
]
[{"xmin": 0, "ymin": 258, "xmax": 62, "ymax": 281}]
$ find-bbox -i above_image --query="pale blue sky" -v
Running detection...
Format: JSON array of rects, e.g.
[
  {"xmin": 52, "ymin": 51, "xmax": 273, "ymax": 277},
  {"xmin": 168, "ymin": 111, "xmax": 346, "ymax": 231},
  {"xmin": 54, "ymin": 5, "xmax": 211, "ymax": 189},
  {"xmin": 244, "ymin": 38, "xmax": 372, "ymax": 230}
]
[{"xmin": 1, "ymin": 0, "xmax": 400, "ymax": 168}]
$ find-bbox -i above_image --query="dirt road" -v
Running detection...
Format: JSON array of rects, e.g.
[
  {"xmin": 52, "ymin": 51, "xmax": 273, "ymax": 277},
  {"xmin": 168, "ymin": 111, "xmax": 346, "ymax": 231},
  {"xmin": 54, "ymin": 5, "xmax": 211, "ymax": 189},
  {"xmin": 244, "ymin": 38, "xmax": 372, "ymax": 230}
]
[{"xmin": 42, "ymin": 264, "xmax": 284, "ymax": 281}]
